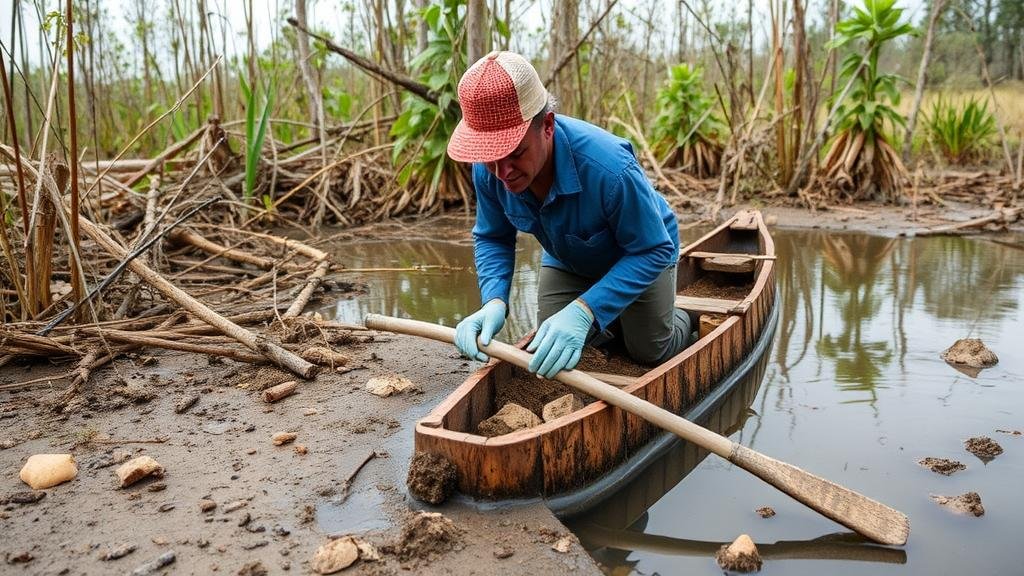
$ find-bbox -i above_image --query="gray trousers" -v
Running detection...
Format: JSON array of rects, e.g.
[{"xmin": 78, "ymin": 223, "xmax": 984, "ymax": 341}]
[{"xmin": 537, "ymin": 265, "xmax": 691, "ymax": 366}]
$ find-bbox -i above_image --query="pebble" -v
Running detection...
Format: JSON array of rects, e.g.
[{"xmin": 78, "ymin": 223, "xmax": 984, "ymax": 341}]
[
  {"xmin": 494, "ymin": 546, "xmax": 514, "ymax": 559},
  {"xmin": 199, "ymin": 499, "xmax": 217, "ymax": 512},
  {"xmin": 130, "ymin": 551, "xmax": 176, "ymax": 576},
  {"xmin": 364, "ymin": 374, "xmax": 419, "ymax": 397},
  {"xmin": 551, "ymin": 535, "xmax": 573, "ymax": 553},
  {"xmin": 99, "ymin": 543, "xmax": 137, "ymax": 561},
  {"xmin": 174, "ymin": 394, "xmax": 200, "ymax": 414},
  {"xmin": 311, "ymin": 536, "xmax": 359, "ymax": 574},
  {"xmin": 116, "ymin": 456, "xmax": 165, "ymax": 488},
  {"xmin": 147, "ymin": 483, "xmax": 167, "ymax": 492},
  {"xmin": 19, "ymin": 454, "xmax": 78, "ymax": 489},
  {"xmin": 272, "ymin": 432, "xmax": 297, "ymax": 446},
  {"xmin": 716, "ymin": 534, "xmax": 762, "ymax": 572},
  {"xmin": 223, "ymin": 500, "xmax": 248, "ymax": 513},
  {"xmin": 294, "ymin": 445, "xmax": 308, "ymax": 455}
]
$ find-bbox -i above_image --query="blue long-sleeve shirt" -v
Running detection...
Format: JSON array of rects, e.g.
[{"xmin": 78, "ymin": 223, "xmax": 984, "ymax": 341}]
[{"xmin": 471, "ymin": 115, "xmax": 679, "ymax": 330}]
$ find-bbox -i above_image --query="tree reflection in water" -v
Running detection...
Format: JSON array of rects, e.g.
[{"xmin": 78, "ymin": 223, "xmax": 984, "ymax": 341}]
[{"xmin": 773, "ymin": 230, "xmax": 1024, "ymax": 410}]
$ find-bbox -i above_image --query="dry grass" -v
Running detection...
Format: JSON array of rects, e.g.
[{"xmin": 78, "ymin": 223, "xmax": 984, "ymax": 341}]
[{"xmin": 899, "ymin": 82, "xmax": 1024, "ymax": 139}]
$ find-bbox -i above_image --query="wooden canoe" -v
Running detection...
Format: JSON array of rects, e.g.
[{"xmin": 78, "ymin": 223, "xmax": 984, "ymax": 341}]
[{"xmin": 414, "ymin": 210, "xmax": 778, "ymax": 514}]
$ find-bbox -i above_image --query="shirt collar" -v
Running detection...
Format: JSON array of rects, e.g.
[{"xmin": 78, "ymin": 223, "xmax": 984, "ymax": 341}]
[{"xmin": 549, "ymin": 117, "xmax": 583, "ymax": 199}]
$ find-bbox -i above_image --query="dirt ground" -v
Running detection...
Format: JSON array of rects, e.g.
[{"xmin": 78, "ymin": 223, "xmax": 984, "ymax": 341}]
[
  {"xmin": 727, "ymin": 200, "xmax": 1024, "ymax": 235},
  {"xmin": 0, "ymin": 334, "xmax": 601, "ymax": 575}
]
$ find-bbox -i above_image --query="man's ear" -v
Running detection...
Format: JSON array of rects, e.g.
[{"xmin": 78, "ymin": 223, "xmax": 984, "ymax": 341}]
[{"xmin": 543, "ymin": 111, "xmax": 556, "ymax": 138}]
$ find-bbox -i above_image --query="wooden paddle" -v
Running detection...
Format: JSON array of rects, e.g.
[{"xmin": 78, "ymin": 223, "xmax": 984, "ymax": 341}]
[{"xmin": 364, "ymin": 314, "xmax": 911, "ymax": 546}]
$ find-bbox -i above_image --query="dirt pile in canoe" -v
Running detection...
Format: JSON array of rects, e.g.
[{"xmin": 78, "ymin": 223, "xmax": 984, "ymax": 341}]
[
  {"xmin": 477, "ymin": 347, "xmax": 648, "ymax": 436},
  {"xmin": 493, "ymin": 347, "xmax": 647, "ymax": 416},
  {"xmin": 681, "ymin": 275, "xmax": 754, "ymax": 300}
]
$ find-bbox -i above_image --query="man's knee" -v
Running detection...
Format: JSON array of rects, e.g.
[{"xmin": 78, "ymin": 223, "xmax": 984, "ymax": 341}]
[{"xmin": 626, "ymin": 310, "xmax": 692, "ymax": 365}]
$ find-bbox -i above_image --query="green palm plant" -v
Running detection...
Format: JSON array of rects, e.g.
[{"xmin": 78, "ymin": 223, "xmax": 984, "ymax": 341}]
[
  {"xmin": 650, "ymin": 64, "xmax": 726, "ymax": 178},
  {"xmin": 389, "ymin": 0, "xmax": 486, "ymax": 213},
  {"xmin": 820, "ymin": 0, "xmax": 917, "ymax": 201},
  {"xmin": 924, "ymin": 96, "xmax": 996, "ymax": 165}
]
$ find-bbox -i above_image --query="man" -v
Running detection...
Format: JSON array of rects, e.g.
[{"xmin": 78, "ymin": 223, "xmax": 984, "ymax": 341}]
[{"xmin": 447, "ymin": 51, "xmax": 691, "ymax": 379}]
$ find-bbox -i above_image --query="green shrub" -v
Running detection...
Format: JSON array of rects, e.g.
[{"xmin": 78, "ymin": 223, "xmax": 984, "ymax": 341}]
[
  {"xmin": 924, "ymin": 96, "xmax": 996, "ymax": 165},
  {"xmin": 650, "ymin": 64, "xmax": 725, "ymax": 177}
]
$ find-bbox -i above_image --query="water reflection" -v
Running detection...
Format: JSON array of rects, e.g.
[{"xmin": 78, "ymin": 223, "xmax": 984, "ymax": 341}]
[
  {"xmin": 318, "ymin": 236, "xmax": 541, "ymax": 339},
  {"xmin": 320, "ymin": 227, "xmax": 1024, "ymax": 575}
]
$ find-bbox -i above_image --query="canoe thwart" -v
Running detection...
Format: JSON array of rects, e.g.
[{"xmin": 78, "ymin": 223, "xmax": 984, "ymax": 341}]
[{"xmin": 675, "ymin": 295, "xmax": 750, "ymax": 315}]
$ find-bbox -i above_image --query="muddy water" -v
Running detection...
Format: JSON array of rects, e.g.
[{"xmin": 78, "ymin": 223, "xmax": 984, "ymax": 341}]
[{"xmin": 321, "ymin": 228, "xmax": 1024, "ymax": 575}]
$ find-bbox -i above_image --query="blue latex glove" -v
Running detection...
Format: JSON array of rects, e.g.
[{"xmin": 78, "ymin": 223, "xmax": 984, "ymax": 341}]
[
  {"xmin": 455, "ymin": 299, "xmax": 507, "ymax": 362},
  {"xmin": 527, "ymin": 299, "xmax": 594, "ymax": 379}
]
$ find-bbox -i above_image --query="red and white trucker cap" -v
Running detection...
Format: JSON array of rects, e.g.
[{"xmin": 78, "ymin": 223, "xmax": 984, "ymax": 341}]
[{"xmin": 447, "ymin": 51, "xmax": 548, "ymax": 163}]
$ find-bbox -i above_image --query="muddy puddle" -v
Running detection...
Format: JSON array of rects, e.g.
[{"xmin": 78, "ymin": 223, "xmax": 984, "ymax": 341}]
[{"xmin": 321, "ymin": 227, "xmax": 1024, "ymax": 575}]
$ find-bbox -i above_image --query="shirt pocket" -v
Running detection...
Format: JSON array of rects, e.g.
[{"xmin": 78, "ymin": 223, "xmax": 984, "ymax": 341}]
[{"xmin": 565, "ymin": 227, "xmax": 616, "ymax": 256}]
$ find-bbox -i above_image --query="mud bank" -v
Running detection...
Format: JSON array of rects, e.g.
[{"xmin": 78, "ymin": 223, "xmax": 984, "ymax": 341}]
[{"xmin": 0, "ymin": 334, "xmax": 600, "ymax": 575}]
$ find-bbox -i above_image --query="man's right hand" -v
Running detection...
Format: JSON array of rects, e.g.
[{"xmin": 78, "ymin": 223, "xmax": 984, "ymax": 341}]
[{"xmin": 455, "ymin": 299, "xmax": 507, "ymax": 361}]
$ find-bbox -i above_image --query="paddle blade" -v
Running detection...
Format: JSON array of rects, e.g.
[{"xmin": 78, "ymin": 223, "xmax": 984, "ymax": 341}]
[{"xmin": 730, "ymin": 444, "xmax": 910, "ymax": 546}]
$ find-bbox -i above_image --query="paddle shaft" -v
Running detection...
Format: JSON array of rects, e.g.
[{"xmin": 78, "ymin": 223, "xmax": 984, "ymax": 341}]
[{"xmin": 364, "ymin": 314, "xmax": 910, "ymax": 546}]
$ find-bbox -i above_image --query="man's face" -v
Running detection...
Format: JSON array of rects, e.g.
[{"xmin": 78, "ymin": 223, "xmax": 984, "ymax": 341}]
[{"xmin": 484, "ymin": 112, "xmax": 555, "ymax": 194}]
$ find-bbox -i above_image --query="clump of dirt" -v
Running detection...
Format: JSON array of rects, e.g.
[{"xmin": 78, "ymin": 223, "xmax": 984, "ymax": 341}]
[
  {"xmin": 387, "ymin": 512, "xmax": 463, "ymax": 562},
  {"xmin": 755, "ymin": 506, "xmax": 776, "ymax": 518},
  {"xmin": 681, "ymin": 275, "xmax": 753, "ymax": 300},
  {"xmin": 229, "ymin": 366, "xmax": 295, "ymax": 392},
  {"xmin": 715, "ymin": 534, "xmax": 762, "ymax": 572},
  {"xmin": 965, "ymin": 437, "xmax": 1003, "ymax": 459},
  {"xmin": 931, "ymin": 492, "xmax": 985, "ymax": 517},
  {"xmin": 941, "ymin": 339, "xmax": 998, "ymax": 368},
  {"xmin": 919, "ymin": 457, "xmax": 967, "ymax": 475},
  {"xmin": 407, "ymin": 452, "xmax": 458, "ymax": 505}
]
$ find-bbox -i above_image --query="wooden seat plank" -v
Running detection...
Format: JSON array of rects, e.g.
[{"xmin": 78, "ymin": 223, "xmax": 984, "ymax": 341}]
[
  {"xmin": 674, "ymin": 295, "xmax": 748, "ymax": 315},
  {"xmin": 699, "ymin": 255, "xmax": 755, "ymax": 274}
]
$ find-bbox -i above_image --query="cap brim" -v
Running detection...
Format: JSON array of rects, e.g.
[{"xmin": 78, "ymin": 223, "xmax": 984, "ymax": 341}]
[{"xmin": 447, "ymin": 118, "xmax": 531, "ymax": 163}]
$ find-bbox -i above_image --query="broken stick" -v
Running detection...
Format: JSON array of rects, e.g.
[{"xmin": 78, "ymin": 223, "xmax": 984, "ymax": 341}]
[{"xmin": 75, "ymin": 215, "xmax": 316, "ymax": 378}]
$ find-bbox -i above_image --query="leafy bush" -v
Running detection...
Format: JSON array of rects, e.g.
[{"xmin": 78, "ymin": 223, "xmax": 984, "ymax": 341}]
[
  {"xmin": 820, "ymin": 0, "xmax": 916, "ymax": 200},
  {"xmin": 924, "ymin": 96, "xmax": 996, "ymax": 165},
  {"xmin": 389, "ymin": 0, "xmax": 494, "ymax": 211},
  {"xmin": 650, "ymin": 64, "xmax": 725, "ymax": 177}
]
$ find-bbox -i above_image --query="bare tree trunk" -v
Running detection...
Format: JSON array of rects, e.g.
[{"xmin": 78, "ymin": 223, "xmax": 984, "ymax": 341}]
[
  {"xmin": 828, "ymin": 0, "xmax": 839, "ymax": 97},
  {"xmin": 295, "ymin": 0, "xmax": 330, "ymax": 229},
  {"xmin": 747, "ymin": 0, "xmax": 754, "ymax": 106},
  {"xmin": 549, "ymin": 0, "xmax": 579, "ymax": 105},
  {"xmin": 415, "ymin": 0, "xmax": 429, "ymax": 53},
  {"xmin": 467, "ymin": 0, "xmax": 489, "ymax": 64},
  {"xmin": 791, "ymin": 0, "xmax": 808, "ymax": 184},
  {"xmin": 903, "ymin": 0, "xmax": 945, "ymax": 161},
  {"xmin": 678, "ymin": 0, "xmax": 688, "ymax": 61}
]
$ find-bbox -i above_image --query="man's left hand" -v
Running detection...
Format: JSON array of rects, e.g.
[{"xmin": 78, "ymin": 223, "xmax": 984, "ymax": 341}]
[{"xmin": 526, "ymin": 299, "xmax": 594, "ymax": 379}]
